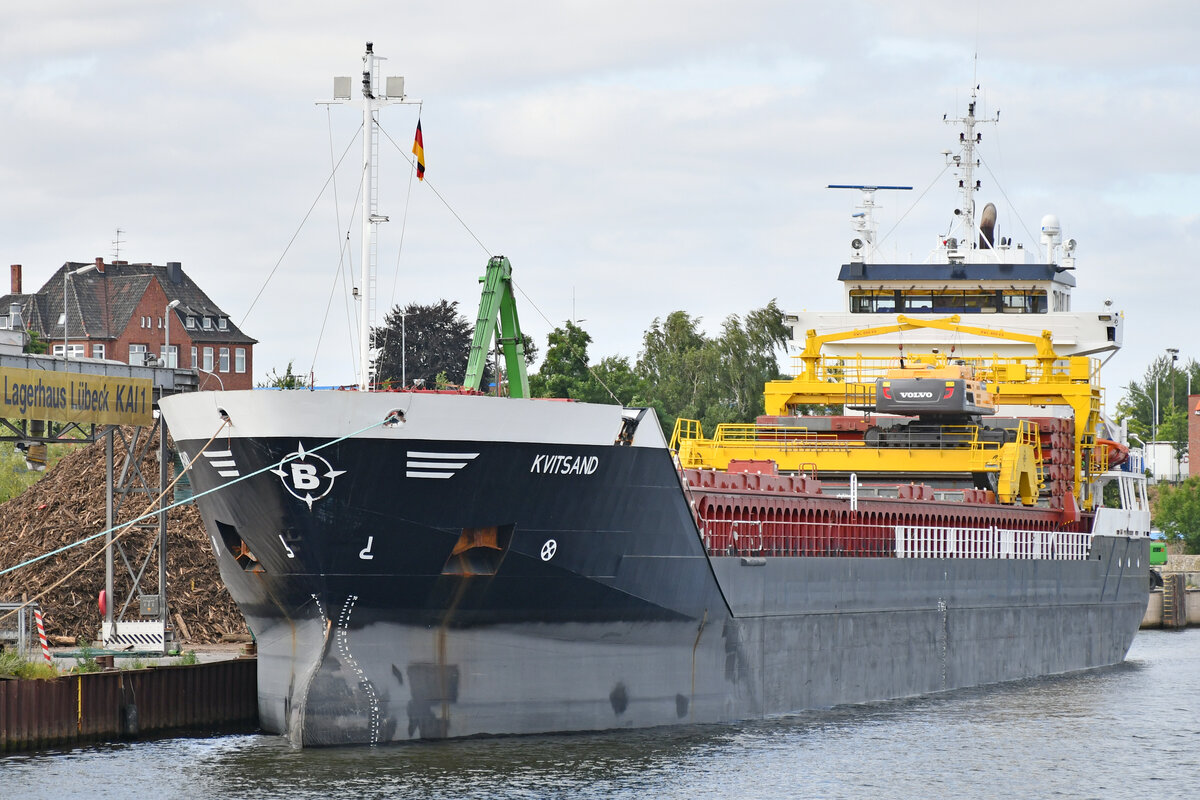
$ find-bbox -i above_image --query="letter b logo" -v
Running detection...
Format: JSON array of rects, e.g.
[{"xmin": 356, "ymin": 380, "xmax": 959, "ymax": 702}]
[{"xmin": 290, "ymin": 463, "xmax": 320, "ymax": 491}]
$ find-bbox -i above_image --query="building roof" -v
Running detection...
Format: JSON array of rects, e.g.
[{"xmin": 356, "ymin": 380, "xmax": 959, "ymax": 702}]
[
  {"xmin": 0, "ymin": 260, "xmax": 257, "ymax": 345},
  {"xmin": 837, "ymin": 262, "xmax": 1077, "ymax": 287}
]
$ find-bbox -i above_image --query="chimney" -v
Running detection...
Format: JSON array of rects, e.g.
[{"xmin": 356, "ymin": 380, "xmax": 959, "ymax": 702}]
[
  {"xmin": 166, "ymin": 261, "xmax": 182, "ymax": 284},
  {"xmin": 10, "ymin": 264, "xmax": 21, "ymax": 294},
  {"xmin": 95, "ymin": 257, "xmax": 105, "ymax": 274}
]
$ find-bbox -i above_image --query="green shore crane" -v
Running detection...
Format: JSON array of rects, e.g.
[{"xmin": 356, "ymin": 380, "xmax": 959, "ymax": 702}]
[{"xmin": 463, "ymin": 256, "xmax": 529, "ymax": 398}]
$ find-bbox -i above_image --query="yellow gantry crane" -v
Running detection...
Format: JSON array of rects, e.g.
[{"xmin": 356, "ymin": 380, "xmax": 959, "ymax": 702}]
[{"xmin": 675, "ymin": 315, "xmax": 1103, "ymax": 509}]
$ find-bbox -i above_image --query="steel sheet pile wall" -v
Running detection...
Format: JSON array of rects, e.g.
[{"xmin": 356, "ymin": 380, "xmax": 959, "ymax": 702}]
[{"xmin": 0, "ymin": 658, "xmax": 257, "ymax": 752}]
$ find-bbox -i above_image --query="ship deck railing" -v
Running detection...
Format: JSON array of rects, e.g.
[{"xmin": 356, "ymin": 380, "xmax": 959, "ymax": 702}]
[
  {"xmin": 784, "ymin": 353, "xmax": 1100, "ymax": 387},
  {"xmin": 698, "ymin": 516, "xmax": 1092, "ymax": 561},
  {"xmin": 675, "ymin": 422, "xmax": 1010, "ymax": 471}
]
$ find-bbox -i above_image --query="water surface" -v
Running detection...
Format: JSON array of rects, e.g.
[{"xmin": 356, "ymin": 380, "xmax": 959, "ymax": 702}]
[{"xmin": 3, "ymin": 629, "xmax": 1196, "ymax": 799}]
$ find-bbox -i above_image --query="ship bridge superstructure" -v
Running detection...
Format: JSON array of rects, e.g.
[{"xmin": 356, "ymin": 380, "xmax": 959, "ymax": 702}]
[{"xmin": 790, "ymin": 87, "xmax": 1122, "ymax": 360}]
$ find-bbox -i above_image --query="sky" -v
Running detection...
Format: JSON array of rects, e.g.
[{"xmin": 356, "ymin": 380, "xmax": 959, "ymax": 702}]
[{"xmin": 2, "ymin": 1, "xmax": 1197, "ymax": 408}]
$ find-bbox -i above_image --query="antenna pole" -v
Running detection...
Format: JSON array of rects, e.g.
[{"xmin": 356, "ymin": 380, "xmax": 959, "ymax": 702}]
[
  {"xmin": 945, "ymin": 86, "xmax": 997, "ymax": 253},
  {"xmin": 358, "ymin": 43, "xmax": 377, "ymax": 391},
  {"xmin": 322, "ymin": 43, "xmax": 420, "ymax": 391}
]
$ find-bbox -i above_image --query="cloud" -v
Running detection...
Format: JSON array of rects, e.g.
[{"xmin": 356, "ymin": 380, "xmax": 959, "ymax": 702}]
[{"xmin": 0, "ymin": 1, "xmax": 1196, "ymax": 402}]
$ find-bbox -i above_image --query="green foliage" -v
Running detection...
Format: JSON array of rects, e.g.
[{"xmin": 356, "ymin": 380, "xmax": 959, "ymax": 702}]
[
  {"xmin": 0, "ymin": 649, "xmax": 61, "ymax": 679},
  {"xmin": 24, "ymin": 330, "xmax": 48, "ymax": 355},
  {"xmin": 1116, "ymin": 354, "xmax": 1199, "ymax": 446},
  {"xmin": 1154, "ymin": 476, "xmax": 1200, "ymax": 553},
  {"xmin": 529, "ymin": 321, "xmax": 592, "ymax": 398},
  {"xmin": 258, "ymin": 360, "xmax": 309, "ymax": 389},
  {"xmin": 528, "ymin": 301, "xmax": 788, "ymax": 437},
  {"xmin": 0, "ymin": 442, "xmax": 68, "ymax": 503},
  {"xmin": 636, "ymin": 310, "xmax": 721, "ymax": 435},
  {"xmin": 1160, "ymin": 405, "xmax": 1189, "ymax": 465},
  {"xmin": 711, "ymin": 302, "xmax": 791, "ymax": 422},
  {"xmin": 1102, "ymin": 479, "xmax": 1121, "ymax": 509},
  {"xmin": 375, "ymin": 300, "xmax": 476, "ymax": 388},
  {"xmin": 73, "ymin": 645, "xmax": 101, "ymax": 674},
  {"xmin": 635, "ymin": 301, "xmax": 789, "ymax": 435},
  {"xmin": 179, "ymin": 650, "xmax": 198, "ymax": 666},
  {"xmin": 585, "ymin": 356, "xmax": 644, "ymax": 405},
  {"xmin": 529, "ymin": 322, "xmax": 643, "ymax": 404}
]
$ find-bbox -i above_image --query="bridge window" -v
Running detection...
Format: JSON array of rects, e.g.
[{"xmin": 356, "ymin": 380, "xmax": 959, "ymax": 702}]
[
  {"xmin": 1002, "ymin": 290, "xmax": 1048, "ymax": 313},
  {"xmin": 849, "ymin": 290, "xmax": 897, "ymax": 313}
]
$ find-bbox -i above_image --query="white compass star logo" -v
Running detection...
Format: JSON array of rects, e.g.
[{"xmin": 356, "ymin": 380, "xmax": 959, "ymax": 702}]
[{"xmin": 272, "ymin": 443, "xmax": 346, "ymax": 510}]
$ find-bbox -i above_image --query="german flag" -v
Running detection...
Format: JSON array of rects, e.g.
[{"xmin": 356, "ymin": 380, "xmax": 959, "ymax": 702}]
[{"xmin": 412, "ymin": 120, "xmax": 425, "ymax": 180}]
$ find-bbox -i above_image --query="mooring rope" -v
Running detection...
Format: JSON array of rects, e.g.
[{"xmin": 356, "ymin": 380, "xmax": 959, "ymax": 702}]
[
  {"xmin": 0, "ymin": 420, "xmax": 227, "ymax": 627},
  {"xmin": 0, "ymin": 412, "xmax": 389, "ymax": 627}
]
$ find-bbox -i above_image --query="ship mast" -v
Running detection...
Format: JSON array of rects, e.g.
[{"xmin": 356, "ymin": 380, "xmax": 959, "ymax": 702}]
[
  {"xmin": 323, "ymin": 43, "xmax": 420, "ymax": 391},
  {"xmin": 945, "ymin": 86, "xmax": 996, "ymax": 253}
]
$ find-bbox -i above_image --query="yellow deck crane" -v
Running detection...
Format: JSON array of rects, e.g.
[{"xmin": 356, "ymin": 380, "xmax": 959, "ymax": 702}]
[{"xmin": 674, "ymin": 315, "xmax": 1103, "ymax": 509}]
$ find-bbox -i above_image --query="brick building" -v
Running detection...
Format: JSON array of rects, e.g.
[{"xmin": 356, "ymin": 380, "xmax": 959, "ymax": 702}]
[{"xmin": 1, "ymin": 259, "xmax": 257, "ymax": 390}]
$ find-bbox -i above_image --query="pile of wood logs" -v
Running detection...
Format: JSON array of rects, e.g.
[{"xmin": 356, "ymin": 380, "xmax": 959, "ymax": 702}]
[{"xmin": 0, "ymin": 428, "xmax": 248, "ymax": 644}]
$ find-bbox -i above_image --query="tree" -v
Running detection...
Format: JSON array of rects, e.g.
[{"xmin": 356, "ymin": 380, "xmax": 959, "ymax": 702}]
[
  {"xmin": 24, "ymin": 330, "xmax": 47, "ymax": 355},
  {"xmin": 1159, "ymin": 404, "xmax": 1189, "ymax": 469},
  {"xmin": 1116, "ymin": 354, "xmax": 1199, "ymax": 443},
  {"xmin": 1154, "ymin": 476, "xmax": 1200, "ymax": 553},
  {"xmin": 636, "ymin": 310, "xmax": 720, "ymax": 436},
  {"xmin": 374, "ymin": 300, "xmax": 475, "ymax": 388},
  {"xmin": 529, "ymin": 321, "xmax": 644, "ymax": 405},
  {"xmin": 530, "ymin": 322, "xmax": 595, "ymax": 399},
  {"xmin": 373, "ymin": 300, "xmax": 538, "ymax": 392},
  {"xmin": 636, "ymin": 301, "xmax": 789, "ymax": 436},
  {"xmin": 584, "ymin": 355, "xmax": 644, "ymax": 405},
  {"xmin": 258, "ymin": 361, "xmax": 309, "ymax": 389},
  {"xmin": 712, "ymin": 301, "xmax": 790, "ymax": 422}
]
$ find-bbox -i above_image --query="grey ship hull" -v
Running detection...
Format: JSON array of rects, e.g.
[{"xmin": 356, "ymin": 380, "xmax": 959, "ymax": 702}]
[{"xmin": 160, "ymin": 390, "xmax": 1150, "ymax": 745}]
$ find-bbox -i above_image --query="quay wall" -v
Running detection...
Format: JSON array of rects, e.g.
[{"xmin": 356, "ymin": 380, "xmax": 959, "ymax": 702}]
[
  {"xmin": 1141, "ymin": 554, "xmax": 1200, "ymax": 629},
  {"xmin": 0, "ymin": 658, "xmax": 256, "ymax": 752}
]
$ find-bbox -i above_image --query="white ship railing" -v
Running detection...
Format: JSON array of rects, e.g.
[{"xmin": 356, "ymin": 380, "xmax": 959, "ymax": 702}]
[
  {"xmin": 697, "ymin": 516, "xmax": 1093, "ymax": 561},
  {"xmin": 894, "ymin": 526, "xmax": 1091, "ymax": 560}
]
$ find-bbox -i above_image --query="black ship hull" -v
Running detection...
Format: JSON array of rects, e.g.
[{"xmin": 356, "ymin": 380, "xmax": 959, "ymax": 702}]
[{"xmin": 160, "ymin": 391, "xmax": 1150, "ymax": 745}]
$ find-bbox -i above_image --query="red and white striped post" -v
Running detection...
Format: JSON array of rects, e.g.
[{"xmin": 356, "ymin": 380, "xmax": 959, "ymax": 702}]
[{"xmin": 33, "ymin": 607, "xmax": 51, "ymax": 664}]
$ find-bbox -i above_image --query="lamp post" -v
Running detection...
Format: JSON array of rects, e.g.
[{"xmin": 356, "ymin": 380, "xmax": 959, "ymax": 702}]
[
  {"xmin": 1166, "ymin": 348, "xmax": 1180, "ymax": 412},
  {"xmin": 63, "ymin": 264, "xmax": 98, "ymax": 359},
  {"xmin": 164, "ymin": 299, "xmax": 180, "ymax": 367},
  {"xmin": 401, "ymin": 310, "xmax": 406, "ymax": 388}
]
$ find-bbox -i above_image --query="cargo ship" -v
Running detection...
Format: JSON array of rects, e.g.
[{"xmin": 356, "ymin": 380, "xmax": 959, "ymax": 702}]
[{"xmin": 158, "ymin": 51, "xmax": 1151, "ymax": 746}]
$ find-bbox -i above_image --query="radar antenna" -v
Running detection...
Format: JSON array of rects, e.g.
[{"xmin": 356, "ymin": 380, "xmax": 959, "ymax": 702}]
[{"xmin": 827, "ymin": 185, "xmax": 913, "ymax": 263}]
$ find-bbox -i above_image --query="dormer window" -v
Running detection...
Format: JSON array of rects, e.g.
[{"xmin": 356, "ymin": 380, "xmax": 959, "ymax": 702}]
[
  {"xmin": 202, "ymin": 316, "xmax": 213, "ymax": 330},
  {"xmin": 185, "ymin": 315, "xmax": 196, "ymax": 329},
  {"xmin": 218, "ymin": 317, "xmax": 228, "ymax": 331}
]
